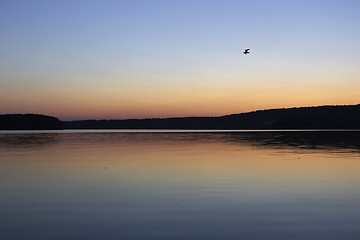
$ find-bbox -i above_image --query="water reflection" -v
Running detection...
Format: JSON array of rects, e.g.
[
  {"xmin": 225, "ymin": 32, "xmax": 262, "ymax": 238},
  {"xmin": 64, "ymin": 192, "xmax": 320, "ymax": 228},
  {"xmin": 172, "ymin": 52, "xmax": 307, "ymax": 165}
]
[
  {"xmin": 1, "ymin": 130, "xmax": 359, "ymax": 152},
  {"xmin": 0, "ymin": 133, "xmax": 59, "ymax": 148},
  {"xmin": 224, "ymin": 131, "xmax": 360, "ymax": 152},
  {"xmin": 0, "ymin": 131, "xmax": 360, "ymax": 240}
]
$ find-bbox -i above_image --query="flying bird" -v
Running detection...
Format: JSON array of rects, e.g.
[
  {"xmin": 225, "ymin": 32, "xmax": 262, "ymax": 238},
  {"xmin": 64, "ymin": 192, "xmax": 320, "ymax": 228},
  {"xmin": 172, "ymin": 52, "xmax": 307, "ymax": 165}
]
[{"xmin": 243, "ymin": 49, "xmax": 250, "ymax": 55}]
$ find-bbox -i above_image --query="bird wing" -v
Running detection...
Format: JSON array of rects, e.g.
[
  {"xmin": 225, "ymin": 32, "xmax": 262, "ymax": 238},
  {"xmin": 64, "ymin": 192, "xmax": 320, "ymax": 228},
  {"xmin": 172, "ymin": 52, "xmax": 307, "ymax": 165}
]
[{"xmin": 245, "ymin": 49, "xmax": 250, "ymax": 51}]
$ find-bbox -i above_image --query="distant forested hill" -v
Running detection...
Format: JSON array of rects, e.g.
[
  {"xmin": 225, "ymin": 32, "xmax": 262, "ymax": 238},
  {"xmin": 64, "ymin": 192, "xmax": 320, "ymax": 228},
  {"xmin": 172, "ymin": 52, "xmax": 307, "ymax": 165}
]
[
  {"xmin": 0, "ymin": 114, "xmax": 63, "ymax": 130},
  {"xmin": 63, "ymin": 104, "xmax": 360, "ymax": 129}
]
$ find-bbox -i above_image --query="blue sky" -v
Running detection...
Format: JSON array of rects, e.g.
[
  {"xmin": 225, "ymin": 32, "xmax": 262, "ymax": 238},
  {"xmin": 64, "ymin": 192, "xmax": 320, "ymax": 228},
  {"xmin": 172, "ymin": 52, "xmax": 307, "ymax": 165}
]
[{"xmin": 1, "ymin": 0, "xmax": 359, "ymax": 120}]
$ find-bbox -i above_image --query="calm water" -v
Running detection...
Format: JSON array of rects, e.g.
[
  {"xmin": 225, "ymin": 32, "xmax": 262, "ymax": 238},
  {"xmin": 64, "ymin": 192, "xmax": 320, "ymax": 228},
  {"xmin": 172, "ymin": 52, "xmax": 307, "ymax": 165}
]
[{"xmin": 1, "ymin": 130, "xmax": 360, "ymax": 240}]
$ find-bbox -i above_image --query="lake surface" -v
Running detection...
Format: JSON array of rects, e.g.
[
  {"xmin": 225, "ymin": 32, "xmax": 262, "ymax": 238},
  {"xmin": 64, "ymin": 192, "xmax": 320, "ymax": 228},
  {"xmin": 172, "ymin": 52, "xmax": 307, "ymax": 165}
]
[{"xmin": 1, "ymin": 130, "xmax": 360, "ymax": 240}]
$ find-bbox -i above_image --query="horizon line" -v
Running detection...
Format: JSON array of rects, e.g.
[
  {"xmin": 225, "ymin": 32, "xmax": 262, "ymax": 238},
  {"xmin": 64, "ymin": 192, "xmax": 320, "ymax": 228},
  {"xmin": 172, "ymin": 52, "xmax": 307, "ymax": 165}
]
[{"xmin": 2, "ymin": 103, "xmax": 359, "ymax": 121}]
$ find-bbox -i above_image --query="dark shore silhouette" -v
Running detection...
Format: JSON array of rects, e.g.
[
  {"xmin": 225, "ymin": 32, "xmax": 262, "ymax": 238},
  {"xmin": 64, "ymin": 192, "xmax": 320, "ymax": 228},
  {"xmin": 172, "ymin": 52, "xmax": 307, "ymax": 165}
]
[
  {"xmin": 0, "ymin": 114, "xmax": 63, "ymax": 130},
  {"xmin": 1, "ymin": 104, "xmax": 360, "ymax": 130},
  {"xmin": 64, "ymin": 104, "xmax": 360, "ymax": 130}
]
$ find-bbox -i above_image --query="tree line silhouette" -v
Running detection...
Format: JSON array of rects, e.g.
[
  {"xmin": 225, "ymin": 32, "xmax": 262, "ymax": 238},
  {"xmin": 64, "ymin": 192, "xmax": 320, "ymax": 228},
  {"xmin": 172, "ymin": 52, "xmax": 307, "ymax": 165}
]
[
  {"xmin": 1, "ymin": 105, "xmax": 359, "ymax": 130},
  {"xmin": 64, "ymin": 104, "xmax": 360, "ymax": 129},
  {"xmin": 0, "ymin": 114, "xmax": 63, "ymax": 130}
]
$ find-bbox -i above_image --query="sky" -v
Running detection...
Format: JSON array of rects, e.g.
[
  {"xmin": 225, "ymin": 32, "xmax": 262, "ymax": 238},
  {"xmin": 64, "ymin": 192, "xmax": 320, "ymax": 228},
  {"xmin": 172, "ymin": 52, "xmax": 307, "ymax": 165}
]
[{"xmin": 0, "ymin": 0, "xmax": 359, "ymax": 120}]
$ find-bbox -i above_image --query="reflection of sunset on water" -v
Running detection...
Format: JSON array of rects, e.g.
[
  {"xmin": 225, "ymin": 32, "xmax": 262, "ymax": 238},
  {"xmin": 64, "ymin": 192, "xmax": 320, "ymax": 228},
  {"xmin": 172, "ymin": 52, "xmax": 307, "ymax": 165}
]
[
  {"xmin": 1, "ymin": 131, "xmax": 360, "ymax": 239},
  {"xmin": 1, "ymin": 131, "xmax": 360, "ymax": 191}
]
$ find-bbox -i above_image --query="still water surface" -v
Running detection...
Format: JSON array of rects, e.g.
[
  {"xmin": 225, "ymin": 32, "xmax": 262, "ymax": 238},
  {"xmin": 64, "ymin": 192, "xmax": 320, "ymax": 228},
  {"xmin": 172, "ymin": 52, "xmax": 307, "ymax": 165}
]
[{"xmin": 1, "ymin": 130, "xmax": 360, "ymax": 240}]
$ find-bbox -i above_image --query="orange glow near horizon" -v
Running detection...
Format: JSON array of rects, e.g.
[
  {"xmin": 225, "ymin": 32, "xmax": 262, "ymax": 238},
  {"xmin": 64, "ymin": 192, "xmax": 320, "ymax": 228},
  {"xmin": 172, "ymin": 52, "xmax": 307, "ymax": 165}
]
[{"xmin": 1, "ymin": 78, "xmax": 360, "ymax": 120}]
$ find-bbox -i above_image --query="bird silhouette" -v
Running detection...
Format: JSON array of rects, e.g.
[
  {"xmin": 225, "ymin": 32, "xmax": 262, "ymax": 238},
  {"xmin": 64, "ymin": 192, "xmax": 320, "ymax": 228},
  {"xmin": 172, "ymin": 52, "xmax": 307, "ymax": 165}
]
[{"xmin": 243, "ymin": 49, "xmax": 250, "ymax": 55}]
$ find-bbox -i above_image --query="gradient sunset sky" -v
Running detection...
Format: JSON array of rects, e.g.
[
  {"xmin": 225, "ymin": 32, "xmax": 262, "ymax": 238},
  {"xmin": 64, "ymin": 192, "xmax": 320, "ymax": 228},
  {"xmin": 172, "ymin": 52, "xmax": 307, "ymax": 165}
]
[{"xmin": 1, "ymin": 0, "xmax": 359, "ymax": 120}]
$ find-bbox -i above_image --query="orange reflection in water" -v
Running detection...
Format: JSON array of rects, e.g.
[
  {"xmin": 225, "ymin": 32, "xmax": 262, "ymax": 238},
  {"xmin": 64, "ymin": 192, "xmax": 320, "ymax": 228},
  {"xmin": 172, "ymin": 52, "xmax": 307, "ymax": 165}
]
[{"xmin": 1, "ymin": 132, "xmax": 359, "ymax": 191}]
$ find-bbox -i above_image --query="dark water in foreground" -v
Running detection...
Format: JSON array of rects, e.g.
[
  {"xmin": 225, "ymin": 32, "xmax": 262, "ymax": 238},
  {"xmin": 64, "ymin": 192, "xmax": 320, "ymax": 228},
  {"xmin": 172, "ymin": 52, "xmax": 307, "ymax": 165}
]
[{"xmin": 0, "ymin": 130, "xmax": 360, "ymax": 240}]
